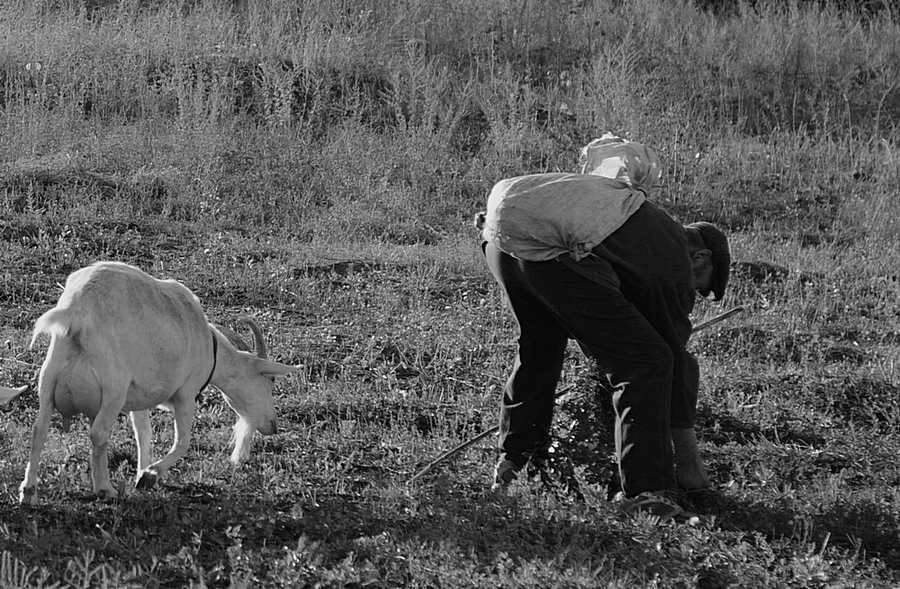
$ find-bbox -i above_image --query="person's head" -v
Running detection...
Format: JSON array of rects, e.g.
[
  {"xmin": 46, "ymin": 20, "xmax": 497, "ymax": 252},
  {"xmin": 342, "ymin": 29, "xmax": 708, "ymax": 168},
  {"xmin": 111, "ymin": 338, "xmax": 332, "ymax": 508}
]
[{"xmin": 684, "ymin": 222, "xmax": 730, "ymax": 301}]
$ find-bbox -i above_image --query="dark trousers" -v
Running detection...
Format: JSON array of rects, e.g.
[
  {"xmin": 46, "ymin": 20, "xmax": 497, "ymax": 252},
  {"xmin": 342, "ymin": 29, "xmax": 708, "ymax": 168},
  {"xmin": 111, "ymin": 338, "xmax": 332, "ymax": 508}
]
[{"xmin": 484, "ymin": 242, "xmax": 677, "ymax": 496}]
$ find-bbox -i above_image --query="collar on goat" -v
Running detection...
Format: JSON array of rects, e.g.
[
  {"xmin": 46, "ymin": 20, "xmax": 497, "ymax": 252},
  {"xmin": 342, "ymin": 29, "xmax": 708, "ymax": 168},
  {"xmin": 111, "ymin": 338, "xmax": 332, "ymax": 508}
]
[{"xmin": 200, "ymin": 331, "xmax": 218, "ymax": 392}]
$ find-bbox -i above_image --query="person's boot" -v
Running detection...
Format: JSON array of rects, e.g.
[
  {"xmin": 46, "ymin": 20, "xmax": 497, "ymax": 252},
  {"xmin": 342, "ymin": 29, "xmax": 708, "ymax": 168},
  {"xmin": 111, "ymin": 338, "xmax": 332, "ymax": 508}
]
[
  {"xmin": 672, "ymin": 427, "xmax": 711, "ymax": 491},
  {"xmin": 492, "ymin": 459, "xmax": 521, "ymax": 490}
]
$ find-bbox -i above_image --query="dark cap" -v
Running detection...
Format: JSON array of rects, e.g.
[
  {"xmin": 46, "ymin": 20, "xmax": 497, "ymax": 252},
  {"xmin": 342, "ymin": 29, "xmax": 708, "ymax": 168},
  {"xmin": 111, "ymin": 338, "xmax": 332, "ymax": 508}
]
[{"xmin": 687, "ymin": 221, "xmax": 730, "ymax": 301}]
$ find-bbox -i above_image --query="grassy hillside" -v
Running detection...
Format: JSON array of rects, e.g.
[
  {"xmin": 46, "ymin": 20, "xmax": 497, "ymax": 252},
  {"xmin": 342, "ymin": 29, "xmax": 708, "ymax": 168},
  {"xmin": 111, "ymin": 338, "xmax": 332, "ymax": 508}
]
[{"xmin": 1, "ymin": 0, "xmax": 900, "ymax": 586}]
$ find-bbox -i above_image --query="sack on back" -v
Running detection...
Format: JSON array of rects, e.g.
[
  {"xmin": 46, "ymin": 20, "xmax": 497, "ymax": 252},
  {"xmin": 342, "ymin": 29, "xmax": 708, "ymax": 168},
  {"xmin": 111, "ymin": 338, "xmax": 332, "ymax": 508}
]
[{"xmin": 481, "ymin": 134, "xmax": 662, "ymax": 261}]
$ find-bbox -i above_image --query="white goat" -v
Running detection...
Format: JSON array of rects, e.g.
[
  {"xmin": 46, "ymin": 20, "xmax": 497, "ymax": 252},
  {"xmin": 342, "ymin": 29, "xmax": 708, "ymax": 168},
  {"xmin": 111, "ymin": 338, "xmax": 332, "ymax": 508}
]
[
  {"xmin": 20, "ymin": 261, "xmax": 299, "ymax": 505},
  {"xmin": 0, "ymin": 385, "xmax": 27, "ymax": 405}
]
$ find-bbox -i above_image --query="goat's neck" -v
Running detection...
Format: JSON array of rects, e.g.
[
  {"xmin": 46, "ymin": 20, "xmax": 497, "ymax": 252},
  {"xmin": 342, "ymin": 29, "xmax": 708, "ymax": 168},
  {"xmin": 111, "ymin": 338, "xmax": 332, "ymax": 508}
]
[{"xmin": 200, "ymin": 331, "xmax": 218, "ymax": 392}]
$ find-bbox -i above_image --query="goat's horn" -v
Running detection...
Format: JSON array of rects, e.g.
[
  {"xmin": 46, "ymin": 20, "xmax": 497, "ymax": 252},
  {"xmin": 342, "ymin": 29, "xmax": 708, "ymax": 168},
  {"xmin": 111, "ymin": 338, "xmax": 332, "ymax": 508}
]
[{"xmin": 237, "ymin": 317, "xmax": 268, "ymax": 359}]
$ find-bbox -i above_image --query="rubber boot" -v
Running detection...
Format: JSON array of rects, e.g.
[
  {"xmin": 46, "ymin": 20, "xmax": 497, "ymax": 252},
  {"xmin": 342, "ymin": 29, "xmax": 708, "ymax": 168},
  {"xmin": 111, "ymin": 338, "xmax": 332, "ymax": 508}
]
[
  {"xmin": 672, "ymin": 428, "xmax": 711, "ymax": 491},
  {"xmin": 492, "ymin": 459, "xmax": 521, "ymax": 490}
]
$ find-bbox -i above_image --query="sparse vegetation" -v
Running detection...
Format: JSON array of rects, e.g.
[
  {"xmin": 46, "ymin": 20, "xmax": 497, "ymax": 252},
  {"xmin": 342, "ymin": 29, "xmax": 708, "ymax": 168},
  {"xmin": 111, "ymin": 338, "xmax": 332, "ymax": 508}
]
[{"xmin": 1, "ymin": 0, "xmax": 900, "ymax": 586}]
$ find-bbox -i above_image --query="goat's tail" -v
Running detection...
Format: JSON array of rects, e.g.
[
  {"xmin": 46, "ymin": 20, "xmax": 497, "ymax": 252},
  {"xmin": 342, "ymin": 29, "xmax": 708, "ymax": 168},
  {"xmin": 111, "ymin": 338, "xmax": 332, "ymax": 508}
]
[{"xmin": 30, "ymin": 307, "xmax": 79, "ymax": 349}]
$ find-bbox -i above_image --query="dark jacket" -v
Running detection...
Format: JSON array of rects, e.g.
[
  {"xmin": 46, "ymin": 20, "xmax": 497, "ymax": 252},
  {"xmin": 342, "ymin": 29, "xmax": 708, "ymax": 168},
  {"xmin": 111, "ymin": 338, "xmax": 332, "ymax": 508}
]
[{"xmin": 566, "ymin": 200, "xmax": 700, "ymax": 427}]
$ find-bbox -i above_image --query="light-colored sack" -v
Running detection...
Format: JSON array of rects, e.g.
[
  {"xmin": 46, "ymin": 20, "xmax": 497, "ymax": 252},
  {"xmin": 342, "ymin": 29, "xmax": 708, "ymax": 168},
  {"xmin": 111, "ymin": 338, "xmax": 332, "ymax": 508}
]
[
  {"xmin": 481, "ymin": 134, "xmax": 662, "ymax": 261},
  {"xmin": 580, "ymin": 133, "xmax": 662, "ymax": 193}
]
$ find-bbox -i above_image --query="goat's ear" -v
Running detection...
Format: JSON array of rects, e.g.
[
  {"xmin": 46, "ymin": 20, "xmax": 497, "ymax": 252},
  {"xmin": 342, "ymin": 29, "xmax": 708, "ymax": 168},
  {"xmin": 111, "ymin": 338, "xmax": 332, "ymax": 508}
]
[{"xmin": 256, "ymin": 359, "xmax": 301, "ymax": 376}]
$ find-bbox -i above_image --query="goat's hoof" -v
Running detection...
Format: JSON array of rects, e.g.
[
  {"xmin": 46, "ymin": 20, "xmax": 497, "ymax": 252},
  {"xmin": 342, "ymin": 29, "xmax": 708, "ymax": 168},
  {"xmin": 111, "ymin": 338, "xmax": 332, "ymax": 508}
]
[
  {"xmin": 136, "ymin": 470, "xmax": 158, "ymax": 489},
  {"xmin": 18, "ymin": 486, "xmax": 37, "ymax": 506}
]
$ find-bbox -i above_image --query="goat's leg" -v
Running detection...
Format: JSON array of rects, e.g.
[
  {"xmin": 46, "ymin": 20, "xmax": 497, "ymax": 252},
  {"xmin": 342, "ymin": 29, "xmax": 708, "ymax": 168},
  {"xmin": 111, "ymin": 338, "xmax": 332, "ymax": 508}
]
[
  {"xmin": 130, "ymin": 410, "xmax": 152, "ymax": 486},
  {"xmin": 19, "ymin": 397, "xmax": 54, "ymax": 506},
  {"xmin": 88, "ymin": 404, "xmax": 122, "ymax": 501},
  {"xmin": 19, "ymin": 358, "xmax": 61, "ymax": 506},
  {"xmin": 137, "ymin": 396, "xmax": 196, "ymax": 489}
]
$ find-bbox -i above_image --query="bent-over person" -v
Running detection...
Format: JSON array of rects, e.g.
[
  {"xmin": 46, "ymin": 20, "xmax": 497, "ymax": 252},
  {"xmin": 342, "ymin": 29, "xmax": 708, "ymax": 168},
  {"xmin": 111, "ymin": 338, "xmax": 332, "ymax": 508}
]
[{"xmin": 477, "ymin": 135, "xmax": 730, "ymax": 523}]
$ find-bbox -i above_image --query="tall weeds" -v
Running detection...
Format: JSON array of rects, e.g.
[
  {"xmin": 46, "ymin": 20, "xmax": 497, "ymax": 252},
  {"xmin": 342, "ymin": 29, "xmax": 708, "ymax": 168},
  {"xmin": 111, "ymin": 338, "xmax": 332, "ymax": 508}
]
[{"xmin": 0, "ymin": 0, "xmax": 895, "ymax": 283}]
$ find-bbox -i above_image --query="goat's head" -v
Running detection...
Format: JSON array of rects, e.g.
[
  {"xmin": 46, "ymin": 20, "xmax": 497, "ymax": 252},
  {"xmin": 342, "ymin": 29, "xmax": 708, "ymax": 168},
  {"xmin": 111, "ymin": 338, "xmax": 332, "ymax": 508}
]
[
  {"xmin": 210, "ymin": 317, "xmax": 299, "ymax": 463},
  {"xmin": 0, "ymin": 385, "xmax": 27, "ymax": 405}
]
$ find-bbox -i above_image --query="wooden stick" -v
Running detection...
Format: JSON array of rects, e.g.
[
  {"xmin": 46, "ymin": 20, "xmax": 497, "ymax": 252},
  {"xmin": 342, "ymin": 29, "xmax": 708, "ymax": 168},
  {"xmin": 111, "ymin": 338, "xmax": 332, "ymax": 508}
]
[
  {"xmin": 691, "ymin": 305, "xmax": 746, "ymax": 333},
  {"xmin": 407, "ymin": 305, "xmax": 746, "ymax": 485},
  {"xmin": 407, "ymin": 384, "xmax": 575, "ymax": 486},
  {"xmin": 408, "ymin": 427, "xmax": 500, "ymax": 485}
]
